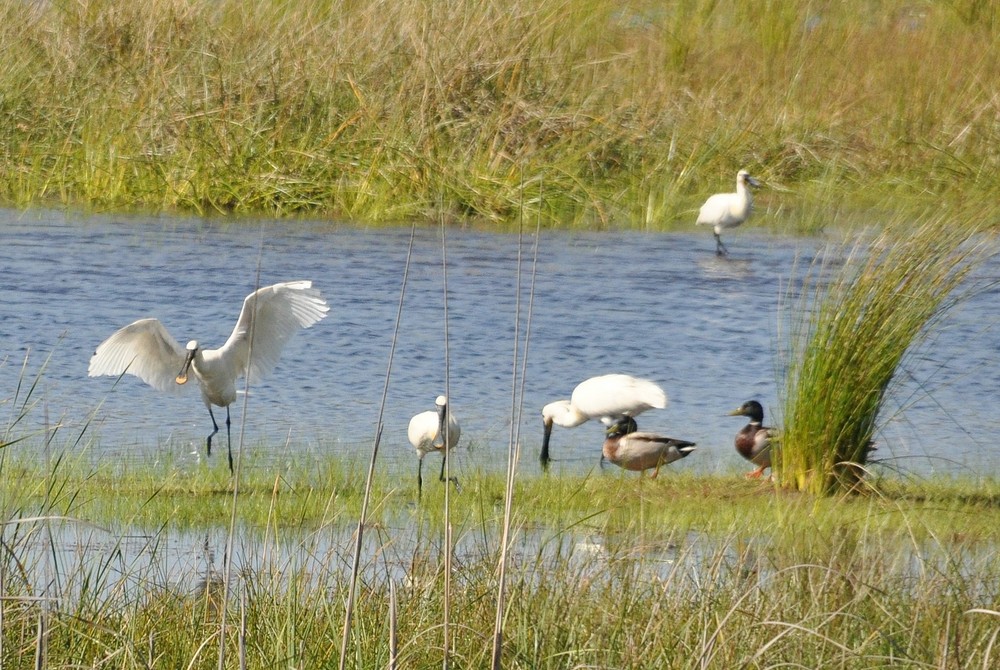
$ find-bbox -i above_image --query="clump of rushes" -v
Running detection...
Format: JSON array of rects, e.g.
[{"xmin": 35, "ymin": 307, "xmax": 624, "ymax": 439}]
[{"xmin": 779, "ymin": 214, "xmax": 994, "ymax": 495}]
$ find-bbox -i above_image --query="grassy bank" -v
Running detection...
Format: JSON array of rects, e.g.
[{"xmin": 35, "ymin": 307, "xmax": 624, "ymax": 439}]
[
  {"xmin": 1, "ymin": 0, "xmax": 999, "ymax": 228},
  {"xmin": 6, "ymin": 454, "xmax": 1000, "ymax": 536},
  {"xmin": 2, "ymin": 456, "xmax": 1000, "ymax": 668}
]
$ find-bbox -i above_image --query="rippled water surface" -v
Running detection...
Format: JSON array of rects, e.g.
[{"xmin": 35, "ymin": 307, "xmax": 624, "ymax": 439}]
[{"xmin": 2, "ymin": 208, "xmax": 998, "ymax": 478}]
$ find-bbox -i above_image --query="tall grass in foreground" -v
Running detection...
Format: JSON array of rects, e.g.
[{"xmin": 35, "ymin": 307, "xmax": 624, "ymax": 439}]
[
  {"xmin": 1, "ymin": 0, "xmax": 1000, "ymax": 227},
  {"xmin": 779, "ymin": 214, "xmax": 996, "ymax": 495},
  {"xmin": 3, "ymin": 387, "xmax": 1000, "ymax": 669},
  {"xmin": 2, "ymin": 480, "xmax": 1000, "ymax": 669}
]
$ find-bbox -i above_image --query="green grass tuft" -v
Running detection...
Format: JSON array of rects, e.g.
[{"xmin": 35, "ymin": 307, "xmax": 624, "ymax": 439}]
[{"xmin": 779, "ymin": 213, "xmax": 996, "ymax": 495}]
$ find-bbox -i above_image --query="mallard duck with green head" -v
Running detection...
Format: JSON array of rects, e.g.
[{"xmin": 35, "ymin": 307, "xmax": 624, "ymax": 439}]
[{"xmin": 729, "ymin": 400, "xmax": 776, "ymax": 479}]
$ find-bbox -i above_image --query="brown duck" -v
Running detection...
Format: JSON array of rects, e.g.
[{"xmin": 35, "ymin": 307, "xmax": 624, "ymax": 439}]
[{"xmin": 602, "ymin": 417, "xmax": 696, "ymax": 478}]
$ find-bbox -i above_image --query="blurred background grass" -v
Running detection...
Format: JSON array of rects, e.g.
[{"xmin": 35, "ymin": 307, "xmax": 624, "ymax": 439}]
[{"xmin": 0, "ymin": 0, "xmax": 998, "ymax": 229}]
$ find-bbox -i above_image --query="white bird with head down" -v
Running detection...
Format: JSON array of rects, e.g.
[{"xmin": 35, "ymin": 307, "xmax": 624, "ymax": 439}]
[
  {"xmin": 696, "ymin": 169, "xmax": 761, "ymax": 256},
  {"xmin": 88, "ymin": 281, "xmax": 330, "ymax": 473},
  {"xmin": 540, "ymin": 374, "xmax": 667, "ymax": 468},
  {"xmin": 408, "ymin": 395, "xmax": 461, "ymax": 497}
]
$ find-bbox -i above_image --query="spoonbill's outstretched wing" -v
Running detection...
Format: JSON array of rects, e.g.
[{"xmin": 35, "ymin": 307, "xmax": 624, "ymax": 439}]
[
  {"xmin": 88, "ymin": 318, "xmax": 187, "ymax": 392},
  {"xmin": 220, "ymin": 280, "xmax": 330, "ymax": 383}
]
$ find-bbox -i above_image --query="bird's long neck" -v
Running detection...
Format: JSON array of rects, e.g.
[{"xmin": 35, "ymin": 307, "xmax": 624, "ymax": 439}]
[
  {"xmin": 192, "ymin": 349, "xmax": 238, "ymax": 407},
  {"xmin": 559, "ymin": 404, "xmax": 589, "ymax": 428}
]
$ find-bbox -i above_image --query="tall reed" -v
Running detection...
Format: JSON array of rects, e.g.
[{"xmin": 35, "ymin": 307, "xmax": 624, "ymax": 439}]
[{"xmin": 779, "ymin": 214, "xmax": 994, "ymax": 495}]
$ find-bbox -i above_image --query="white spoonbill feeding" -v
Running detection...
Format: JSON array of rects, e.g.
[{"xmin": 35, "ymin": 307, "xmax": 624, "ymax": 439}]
[
  {"xmin": 602, "ymin": 417, "xmax": 696, "ymax": 477},
  {"xmin": 88, "ymin": 280, "xmax": 330, "ymax": 474},
  {"xmin": 408, "ymin": 395, "xmax": 461, "ymax": 497},
  {"xmin": 540, "ymin": 374, "xmax": 667, "ymax": 468},
  {"xmin": 696, "ymin": 169, "xmax": 761, "ymax": 256}
]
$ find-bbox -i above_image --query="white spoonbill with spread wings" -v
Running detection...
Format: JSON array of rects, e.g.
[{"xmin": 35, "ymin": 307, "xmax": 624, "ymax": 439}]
[
  {"xmin": 696, "ymin": 169, "xmax": 761, "ymax": 256},
  {"xmin": 540, "ymin": 374, "xmax": 667, "ymax": 468},
  {"xmin": 88, "ymin": 280, "xmax": 330, "ymax": 473}
]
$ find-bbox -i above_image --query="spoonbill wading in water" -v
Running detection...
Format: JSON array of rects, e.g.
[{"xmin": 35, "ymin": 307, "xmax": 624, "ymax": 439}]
[
  {"xmin": 696, "ymin": 169, "xmax": 761, "ymax": 256},
  {"xmin": 408, "ymin": 395, "xmax": 461, "ymax": 497},
  {"xmin": 602, "ymin": 417, "xmax": 696, "ymax": 478},
  {"xmin": 540, "ymin": 374, "xmax": 667, "ymax": 469},
  {"xmin": 88, "ymin": 281, "xmax": 330, "ymax": 474}
]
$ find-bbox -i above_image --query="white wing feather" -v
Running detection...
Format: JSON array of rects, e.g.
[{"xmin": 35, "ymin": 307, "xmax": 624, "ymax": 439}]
[
  {"xmin": 87, "ymin": 318, "xmax": 187, "ymax": 392},
  {"xmin": 571, "ymin": 374, "xmax": 667, "ymax": 420},
  {"xmin": 219, "ymin": 281, "xmax": 330, "ymax": 383}
]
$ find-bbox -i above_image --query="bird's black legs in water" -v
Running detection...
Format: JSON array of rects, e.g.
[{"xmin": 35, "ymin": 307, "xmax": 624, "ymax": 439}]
[
  {"xmin": 714, "ymin": 232, "xmax": 729, "ymax": 257},
  {"xmin": 206, "ymin": 407, "xmax": 219, "ymax": 457},
  {"xmin": 438, "ymin": 453, "xmax": 461, "ymax": 492},
  {"xmin": 206, "ymin": 406, "xmax": 234, "ymax": 475},
  {"xmin": 225, "ymin": 406, "xmax": 232, "ymax": 475},
  {"xmin": 417, "ymin": 454, "xmax": 461, "ymax": 499}
]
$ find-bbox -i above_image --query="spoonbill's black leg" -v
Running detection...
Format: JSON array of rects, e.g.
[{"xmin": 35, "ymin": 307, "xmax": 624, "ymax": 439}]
[
  {"xmin": 715, "ymin": 233, "xmax": 729, "ymax": 257},
  {"xmin": 438, "ymin": 454, "xmax": 461, "ymax": 492},
  {"xmin": 225, "ymin": 407, "xmax": 233, "ymax": 474},
  {"xmin": 417, "ymin": 458, "xmax": 424, "ymax": 498},
  {"xmin": 206, "ymin": 407, "xmax": 220, "ymax": 457}
]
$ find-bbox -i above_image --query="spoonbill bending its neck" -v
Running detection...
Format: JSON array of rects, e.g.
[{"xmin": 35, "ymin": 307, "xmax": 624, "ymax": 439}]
[
  {"xmin": 88, "ymin": 280, "xmax": 330, "ymax": 473},
  {"xmin": 408, "ymin": 395, "xmax": 461, "ymax": 497},
  {"xmin": 540, "ymin": 374, "xmax": 667, "ymax": 469},
  {"xmin": 696, "ymin": 169, "xmax": 761, "ymax": 256}
]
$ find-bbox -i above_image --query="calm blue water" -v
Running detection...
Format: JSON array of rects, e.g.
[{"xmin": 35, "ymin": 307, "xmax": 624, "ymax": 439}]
[{"xmin": 2, "ymin": 208, "xmax": 998, "ymax": 479}]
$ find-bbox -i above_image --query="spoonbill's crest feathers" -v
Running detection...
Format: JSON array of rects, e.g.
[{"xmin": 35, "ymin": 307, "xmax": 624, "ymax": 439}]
[{"xmin": 87, "ymin": 318, "xmax": 187, "ymax": 393}]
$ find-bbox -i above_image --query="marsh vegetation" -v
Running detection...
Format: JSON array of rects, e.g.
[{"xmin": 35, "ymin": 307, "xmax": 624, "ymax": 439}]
[
  {"xmin": 3, "ymin": 0, "xmax": 1000, "ymax": 667},
  {"xmin": 779, "ymin": 214, "xmax": 996, "ymax": 495},
  {"xmin": 2, "ymin": 452, "xmax": 1000, "ymax": 669},
  {"xmin": 1, "ymin": 0, "xmax": 999, "ymax": 228}
]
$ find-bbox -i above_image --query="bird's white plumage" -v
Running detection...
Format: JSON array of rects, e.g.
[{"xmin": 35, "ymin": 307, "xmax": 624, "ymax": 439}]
[
  {"xmin": 540, "ymin": 374, "xmax": 668, "ymax": 466},
  {"xmin": 88, "ymin": 281, "xmax": 329, "ymax": 409},
  {"xmin": 87, "ymin": 318, "xmax": 188, "ymax": 393},
  {"xmin": 408, "ymin": 405, "xmax": 461, "ymax": 459},
  {"xmin": 696, "ymin": 170, "xmax": 758, "ymax": 234},
  {"xmin": 218, "ymin": 280, "xmax": 330, "ymax": 387},
  {"xmin": 543, "ymin": 374, "xmax": 667, "ymax": 428},
  {"xmin": 409, "ymin": 396, "xmax": 462, "ymax": 496}
]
